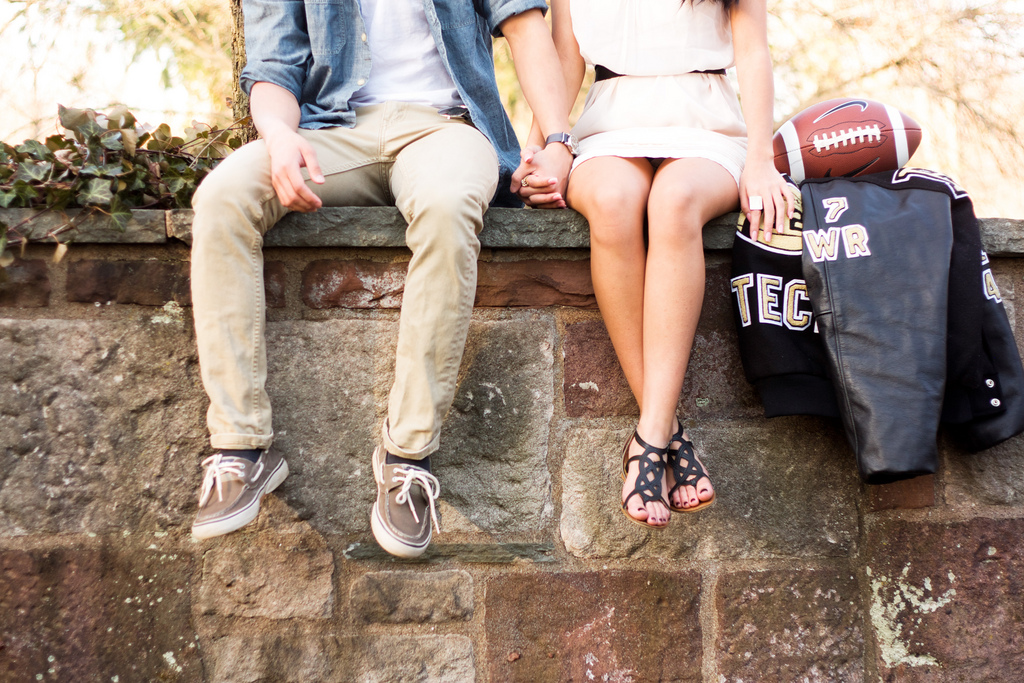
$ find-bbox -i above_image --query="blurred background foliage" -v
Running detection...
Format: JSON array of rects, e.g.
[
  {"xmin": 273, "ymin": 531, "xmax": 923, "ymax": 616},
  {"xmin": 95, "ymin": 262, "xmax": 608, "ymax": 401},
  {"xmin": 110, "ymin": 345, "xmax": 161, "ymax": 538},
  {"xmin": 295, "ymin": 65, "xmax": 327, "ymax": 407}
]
[{"xmin": 2, "ymin": 0, "xmax": 1023, "ymax": 216}]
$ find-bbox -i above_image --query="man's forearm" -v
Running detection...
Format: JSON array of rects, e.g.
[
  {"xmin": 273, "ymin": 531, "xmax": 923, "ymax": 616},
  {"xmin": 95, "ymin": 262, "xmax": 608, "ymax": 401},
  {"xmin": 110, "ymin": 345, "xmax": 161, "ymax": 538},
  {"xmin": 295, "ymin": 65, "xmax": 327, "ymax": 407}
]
[{"xmin": 250, "ymin": 82, "xmax": 303, "ymax": 141}]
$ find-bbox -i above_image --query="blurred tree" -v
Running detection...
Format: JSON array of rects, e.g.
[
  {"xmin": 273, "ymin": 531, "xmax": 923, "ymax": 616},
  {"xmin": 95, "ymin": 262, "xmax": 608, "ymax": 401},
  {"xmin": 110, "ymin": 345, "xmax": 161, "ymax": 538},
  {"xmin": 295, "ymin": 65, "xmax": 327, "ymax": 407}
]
[
  {"xmin": 1, "ymin": 0, "xmax": 233, "ymax": 139},
  {"xmin": 768, "ymin": 0, "xmax": 1024, "ymax": 214},
  {"xmin": 4, "ymin": 0, "xmax": 1022, "ymax": 213},
  {"xmin": 96, "ymin": 0, "xmax": 233, "ymax": 110}
]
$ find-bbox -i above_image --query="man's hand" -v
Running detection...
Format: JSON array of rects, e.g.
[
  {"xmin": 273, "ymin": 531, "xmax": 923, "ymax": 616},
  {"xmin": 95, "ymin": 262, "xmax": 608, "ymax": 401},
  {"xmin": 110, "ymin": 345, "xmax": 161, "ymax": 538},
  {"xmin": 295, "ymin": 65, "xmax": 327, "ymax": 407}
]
[
  {"xmin": 250, "ymin": 81, "xmax": 325, "ymax": 213},
  {"xmin": 511, "ymin": 143, "xmax": 572, "ymax": 209},
  {"xmin": 264, "ymin": 129, "xmax": 325, "ymax": 213}
]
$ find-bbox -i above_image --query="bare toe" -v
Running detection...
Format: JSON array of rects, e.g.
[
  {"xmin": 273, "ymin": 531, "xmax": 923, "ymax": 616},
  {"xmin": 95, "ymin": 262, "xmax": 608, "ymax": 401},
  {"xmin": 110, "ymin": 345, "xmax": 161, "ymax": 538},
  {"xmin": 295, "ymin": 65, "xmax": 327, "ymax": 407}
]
[
  {"xmin": 697, "ymin": 477, "xmax": 714, "ymax": 502},
  {"xmin": 646, "ymin": 501, "xmax": 669, "ymax": 526}
]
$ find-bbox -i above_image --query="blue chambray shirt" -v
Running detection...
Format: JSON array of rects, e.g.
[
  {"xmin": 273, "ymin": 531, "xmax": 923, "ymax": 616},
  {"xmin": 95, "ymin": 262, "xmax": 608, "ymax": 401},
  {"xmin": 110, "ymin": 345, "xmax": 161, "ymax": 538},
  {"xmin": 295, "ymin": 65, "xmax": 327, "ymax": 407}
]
[{"xmin": 240, "ymin": 0, "xmax": 547, "ymax": 207}]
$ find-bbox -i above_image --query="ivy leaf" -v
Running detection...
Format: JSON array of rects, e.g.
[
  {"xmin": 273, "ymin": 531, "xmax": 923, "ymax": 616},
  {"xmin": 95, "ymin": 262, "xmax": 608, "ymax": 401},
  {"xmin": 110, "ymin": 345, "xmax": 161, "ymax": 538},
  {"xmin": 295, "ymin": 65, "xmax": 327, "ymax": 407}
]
[
  {"xmin": 165, "ymin": 175, "xmax": 187, "ymax": 194},
  {"xmin": 45, "ymin": 187, "xmax": 75, "ymax": 211},
  {"xmin": 146, "ymin": 138, "xmax": 169, "ymax": 152},
  {"xmin": 45, "ymin": 134, "xmax": 74, "ymax": 153},
  {"xmin": 0, "ymin": 189, "xmax": 18, "ymax": 208},
  {"xmin": 13, "ymin": 181, "xmax": 39, "ymax": 203},
  {"xmin": 106, "ymin": 105, "xmax": 136, "ymax": 130},
  {"xmin": 80, "ymin": 162, "xmax": 125, "ymax": 178},
  {"xmin": 152, "ymin": 123, "xmax": 172, "ymax": 142},
  {"xmin": 120, "ymin": 129, "xmax": 138, "ymax": 156},
  {"xmin": 17, "ymin": 139, "xmax": 55, "ymax": 161},
  {"xmin": 109, "ymin": 195, "xmax": 132, "ymax": 232},
  {"xmin": 100, "ymin": 132, "xmax": 124, "ymax": 151},
  {"xmin": 77, "ymin": 120, "xmax": 107, "ymax": 143},
  {"xmin": 77, "ymin": 178, "xmax": 114, "ymax": 206},
  {"xmin": 58, "ymin": 104, "xmax": 96, "ymax": 134},
  {"xmin": 14, "ymin": 161, "xmax": 52, "ymax": 183}
]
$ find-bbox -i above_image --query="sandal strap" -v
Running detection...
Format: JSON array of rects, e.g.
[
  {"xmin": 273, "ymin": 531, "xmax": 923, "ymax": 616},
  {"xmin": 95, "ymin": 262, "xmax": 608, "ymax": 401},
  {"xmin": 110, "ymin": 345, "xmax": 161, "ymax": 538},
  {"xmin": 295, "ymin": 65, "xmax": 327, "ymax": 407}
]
[
  {"xmin": 623, "ymin": 430, "xmax": 668, "ymax": 506},
  {"xmin": 667, "ymin": 423, "xmax": 710, "ymax": 496}
]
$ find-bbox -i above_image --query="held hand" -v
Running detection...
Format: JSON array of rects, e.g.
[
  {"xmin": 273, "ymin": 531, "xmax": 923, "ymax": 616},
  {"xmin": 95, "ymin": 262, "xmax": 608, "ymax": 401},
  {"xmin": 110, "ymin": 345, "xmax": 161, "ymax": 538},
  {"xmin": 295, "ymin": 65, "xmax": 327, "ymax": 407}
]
[
  {"xmin": 511, "ymin": 144, "xmax": 572, "ymax": 209},
  {"xmin": 265, "ymin": 130, "xmax": 325, "ymax": 212},
  {"xmin": 740, "ymin": 159, "xmax": 796, "ymax": 243}
]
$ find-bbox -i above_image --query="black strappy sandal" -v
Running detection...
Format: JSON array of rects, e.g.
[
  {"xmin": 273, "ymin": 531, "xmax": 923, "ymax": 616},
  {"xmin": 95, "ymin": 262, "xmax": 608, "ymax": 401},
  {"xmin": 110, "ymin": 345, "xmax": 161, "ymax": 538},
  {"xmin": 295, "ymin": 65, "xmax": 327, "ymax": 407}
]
[
  {"xmin": 620, "ymin": 430, "xmax": 670, "ymax": 528},
  {"xmin": 667, "ymin": 421, "xmax": 716, "ymax": 513}
]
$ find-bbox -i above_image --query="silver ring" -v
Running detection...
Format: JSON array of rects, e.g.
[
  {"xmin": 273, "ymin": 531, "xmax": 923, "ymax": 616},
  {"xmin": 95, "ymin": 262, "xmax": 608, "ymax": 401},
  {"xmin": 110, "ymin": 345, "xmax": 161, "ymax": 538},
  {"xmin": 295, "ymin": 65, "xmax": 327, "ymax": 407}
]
[
  {"xmin": 521, "ymin": 178, "xmax": 530, "ymax": 188},
  {"xmin": 748, "ymin": 195, "xmax": 764, "ymax": 211}
]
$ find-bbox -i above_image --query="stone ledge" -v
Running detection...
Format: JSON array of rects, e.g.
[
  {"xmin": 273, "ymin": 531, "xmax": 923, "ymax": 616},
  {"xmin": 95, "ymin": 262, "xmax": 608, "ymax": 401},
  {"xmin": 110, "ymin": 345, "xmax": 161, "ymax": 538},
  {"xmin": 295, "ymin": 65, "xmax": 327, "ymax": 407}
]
[{"xmin": 4, "ymin": 207, "xmax": 1021, "ymax": 253}]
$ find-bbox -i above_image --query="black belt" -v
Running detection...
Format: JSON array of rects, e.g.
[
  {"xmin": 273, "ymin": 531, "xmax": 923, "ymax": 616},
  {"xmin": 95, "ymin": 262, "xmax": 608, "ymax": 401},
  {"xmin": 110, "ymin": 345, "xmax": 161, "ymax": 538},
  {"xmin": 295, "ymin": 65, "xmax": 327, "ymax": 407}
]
[{"xmin": 594, "ymin": 64, "xmax": 726, "ymax": 81}]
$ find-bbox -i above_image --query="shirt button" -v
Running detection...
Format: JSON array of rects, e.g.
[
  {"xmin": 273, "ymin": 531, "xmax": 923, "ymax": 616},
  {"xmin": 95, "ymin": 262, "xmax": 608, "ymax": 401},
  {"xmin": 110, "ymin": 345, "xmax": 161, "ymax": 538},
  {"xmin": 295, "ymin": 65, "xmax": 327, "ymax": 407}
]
[
  {"xmin": 986, "ymin": 378, "xmax": 996, "ymax": 388},
  {"xmin": 362, "ymin": 33, "xmax": 367, "ymax": 42},
  {"xmin": 357, "ymin": 79, "xmax": 366, "ymax": 86},
  {"xmin": 991, "ymin": 398, "xmax": 1002, "ymax": 407}
]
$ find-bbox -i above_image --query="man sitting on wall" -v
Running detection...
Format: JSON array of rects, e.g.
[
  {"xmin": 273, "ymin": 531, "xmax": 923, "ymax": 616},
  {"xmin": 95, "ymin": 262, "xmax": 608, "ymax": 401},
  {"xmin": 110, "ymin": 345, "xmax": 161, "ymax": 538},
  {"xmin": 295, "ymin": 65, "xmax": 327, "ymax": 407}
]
[{"xmin": 188, "ymin": 0, "xmax": 574, "ymax": 557}]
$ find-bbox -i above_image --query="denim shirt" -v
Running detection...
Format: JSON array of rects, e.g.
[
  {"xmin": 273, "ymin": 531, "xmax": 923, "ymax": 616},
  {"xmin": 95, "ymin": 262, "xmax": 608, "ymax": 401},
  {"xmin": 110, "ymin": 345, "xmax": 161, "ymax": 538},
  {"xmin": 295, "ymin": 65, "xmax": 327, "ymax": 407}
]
[{"xmin": 240, "ymin": 0, "xmax": 547, "ymax": 207}]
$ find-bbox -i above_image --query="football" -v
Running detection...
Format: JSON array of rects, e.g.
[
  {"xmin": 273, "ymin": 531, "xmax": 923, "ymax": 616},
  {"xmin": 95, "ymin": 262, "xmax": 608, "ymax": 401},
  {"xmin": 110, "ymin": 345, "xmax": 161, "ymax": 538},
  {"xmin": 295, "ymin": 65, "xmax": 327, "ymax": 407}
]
[{"xmin": 773, "ymin": 98, "xmax": 922, "ymax": 182}]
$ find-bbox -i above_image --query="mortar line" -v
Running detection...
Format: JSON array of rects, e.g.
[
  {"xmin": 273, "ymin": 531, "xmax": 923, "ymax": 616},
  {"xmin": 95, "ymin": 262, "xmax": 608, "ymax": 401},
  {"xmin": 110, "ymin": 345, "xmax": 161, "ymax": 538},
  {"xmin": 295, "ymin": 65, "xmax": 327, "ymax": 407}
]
[{"xmin": 700, "ymin": 562, "xmax": 720, "ymax": 683}]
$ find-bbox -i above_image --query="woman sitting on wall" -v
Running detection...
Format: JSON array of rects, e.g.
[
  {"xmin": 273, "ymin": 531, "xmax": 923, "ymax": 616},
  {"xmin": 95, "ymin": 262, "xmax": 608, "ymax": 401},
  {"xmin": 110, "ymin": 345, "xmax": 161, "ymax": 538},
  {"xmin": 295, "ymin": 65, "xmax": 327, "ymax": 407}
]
[{"xmin": 514, "ymin": 0, "xmax": 794, "ymax": 527}]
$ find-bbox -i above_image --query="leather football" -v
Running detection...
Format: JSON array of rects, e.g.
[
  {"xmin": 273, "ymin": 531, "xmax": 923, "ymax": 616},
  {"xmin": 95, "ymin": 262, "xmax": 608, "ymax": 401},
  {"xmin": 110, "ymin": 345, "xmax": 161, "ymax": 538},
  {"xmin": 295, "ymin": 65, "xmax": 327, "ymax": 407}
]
[{"xmin": 773, "ymin": 98, "xmax": 922, "ymax": 182}]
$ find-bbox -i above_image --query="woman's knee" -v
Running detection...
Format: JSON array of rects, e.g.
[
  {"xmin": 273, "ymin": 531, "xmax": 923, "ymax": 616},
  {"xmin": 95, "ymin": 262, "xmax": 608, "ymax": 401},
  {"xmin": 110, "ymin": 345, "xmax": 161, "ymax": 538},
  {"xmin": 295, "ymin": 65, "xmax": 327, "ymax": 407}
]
[
  {"xmin": 646, "ymin": 184, "xmax": 707, "ymax": 246},
  {"xmin": 573, "ymin": 183, "xmax": 649, "ymax": 250}
]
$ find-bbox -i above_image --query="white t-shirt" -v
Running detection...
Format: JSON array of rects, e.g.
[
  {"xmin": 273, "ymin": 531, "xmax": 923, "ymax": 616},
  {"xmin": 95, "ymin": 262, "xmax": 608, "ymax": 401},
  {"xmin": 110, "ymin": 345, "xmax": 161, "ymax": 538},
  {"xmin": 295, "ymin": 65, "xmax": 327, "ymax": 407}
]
[{"xmin": 349, "ymin": 0, "xmax": 464, "ymax": 108}]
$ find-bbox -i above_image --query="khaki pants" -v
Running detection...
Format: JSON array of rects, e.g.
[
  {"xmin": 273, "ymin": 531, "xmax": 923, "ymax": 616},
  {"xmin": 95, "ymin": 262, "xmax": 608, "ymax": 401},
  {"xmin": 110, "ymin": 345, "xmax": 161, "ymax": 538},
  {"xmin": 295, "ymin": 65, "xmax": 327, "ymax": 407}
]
[{"xmin": 191, "ymin": 102, "xmax": 499, "ymax": 459}]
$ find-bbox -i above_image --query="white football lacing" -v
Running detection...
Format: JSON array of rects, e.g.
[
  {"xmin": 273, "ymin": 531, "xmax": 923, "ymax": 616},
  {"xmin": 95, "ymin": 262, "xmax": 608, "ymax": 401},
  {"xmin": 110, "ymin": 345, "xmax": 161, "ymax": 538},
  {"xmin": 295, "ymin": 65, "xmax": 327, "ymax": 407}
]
[
  {"xmin": 813, "ymin": 124, "xmax": 882, "ymax": 151},
  {"xmin": 198, "ymin": 453, "xmax": 259, "ymax": 507},
  {"xmin": 393, "ymin": 466, "xmax": 441, "ymax": 533}
]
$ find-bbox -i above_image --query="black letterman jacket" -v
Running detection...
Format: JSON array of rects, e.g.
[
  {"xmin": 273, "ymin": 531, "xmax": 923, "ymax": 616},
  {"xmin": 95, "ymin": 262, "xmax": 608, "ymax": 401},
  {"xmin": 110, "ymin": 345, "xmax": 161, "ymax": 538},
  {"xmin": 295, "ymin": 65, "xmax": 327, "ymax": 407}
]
[{"xmin": 730, "ymin": 169, "xmax": 1024, "ymax": 483}]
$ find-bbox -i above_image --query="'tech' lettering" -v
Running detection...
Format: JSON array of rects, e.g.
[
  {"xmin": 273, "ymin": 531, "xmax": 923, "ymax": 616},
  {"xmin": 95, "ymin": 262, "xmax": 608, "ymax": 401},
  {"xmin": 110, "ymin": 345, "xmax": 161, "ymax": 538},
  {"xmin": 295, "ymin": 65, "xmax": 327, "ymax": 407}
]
[{"xmin": 731, "ymin": 273, "xmax": 813, "ymax": 331}]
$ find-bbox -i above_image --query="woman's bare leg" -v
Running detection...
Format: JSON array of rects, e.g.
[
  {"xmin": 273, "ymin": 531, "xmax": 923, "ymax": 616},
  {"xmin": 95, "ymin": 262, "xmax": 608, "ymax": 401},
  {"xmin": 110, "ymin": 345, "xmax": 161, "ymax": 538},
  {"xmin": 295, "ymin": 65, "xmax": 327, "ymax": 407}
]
[
  {"xmin": 644, "ymin": 158, "xmax": 739, "ymax": 509},
  {"xmin": 568, "ymin": 157, "xmax": 671, "ymax": 525}
]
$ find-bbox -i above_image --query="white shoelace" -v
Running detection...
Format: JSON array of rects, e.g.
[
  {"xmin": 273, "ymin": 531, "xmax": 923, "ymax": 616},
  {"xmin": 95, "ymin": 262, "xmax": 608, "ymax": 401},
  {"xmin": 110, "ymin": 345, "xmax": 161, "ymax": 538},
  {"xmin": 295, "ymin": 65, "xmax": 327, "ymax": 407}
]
[
  {"xmin": 393, "ymin": 466, "xmax": 441, "ymax": 534},
  {"xmin": 198, "ymin": 453, "xmax": 258, "ymax": 507}
]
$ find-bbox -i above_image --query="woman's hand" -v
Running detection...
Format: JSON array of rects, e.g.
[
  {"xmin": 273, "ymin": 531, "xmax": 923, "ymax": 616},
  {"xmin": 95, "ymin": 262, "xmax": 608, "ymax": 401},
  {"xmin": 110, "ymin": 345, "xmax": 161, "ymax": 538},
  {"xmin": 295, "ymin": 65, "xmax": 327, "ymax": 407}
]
[
  {"xmin": 511, "ymin": 144, "xmax": 570, "ymax": 209},
  {"xmin": 740, "ymin": 158, "xmax": 795, "ymax": 243}
]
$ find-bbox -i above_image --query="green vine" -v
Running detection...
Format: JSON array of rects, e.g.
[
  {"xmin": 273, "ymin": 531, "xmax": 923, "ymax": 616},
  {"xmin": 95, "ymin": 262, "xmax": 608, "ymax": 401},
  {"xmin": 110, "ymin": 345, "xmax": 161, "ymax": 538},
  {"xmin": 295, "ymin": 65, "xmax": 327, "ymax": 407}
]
[{"xmin": 0, "ymin": 105, "xmax": 246, "ymax": 273}]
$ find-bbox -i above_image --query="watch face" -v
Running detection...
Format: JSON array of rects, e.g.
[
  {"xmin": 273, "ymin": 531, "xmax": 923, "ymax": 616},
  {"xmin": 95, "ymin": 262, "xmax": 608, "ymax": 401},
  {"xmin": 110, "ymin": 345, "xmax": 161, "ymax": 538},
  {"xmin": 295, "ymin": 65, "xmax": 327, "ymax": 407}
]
[
  {"xmin": 548, "ymin": 132, "xmax": 579, "ymax": 156},
  {"xmin": 568, "ymin": 134, "xmax": 579, "ymax": 155}
]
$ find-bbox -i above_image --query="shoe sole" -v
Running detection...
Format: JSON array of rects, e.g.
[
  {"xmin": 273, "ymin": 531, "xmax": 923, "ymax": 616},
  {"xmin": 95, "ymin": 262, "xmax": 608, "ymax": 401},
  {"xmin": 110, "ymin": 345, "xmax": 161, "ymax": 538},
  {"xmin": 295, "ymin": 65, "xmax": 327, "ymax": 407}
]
[
  {"xmin": 370, "ymin": 502, "xmax": 431, "ymax": 559},
  {"xmin": 620, "ymin": 503, "xmax": 670, "ymax": 529},
  {"xmin": 191, "ymin": 459, "xmax": 290, "ymax": 540},
  {"xmin": 670, "ymin": 495, "xmax": 716, "ymax": 514}
]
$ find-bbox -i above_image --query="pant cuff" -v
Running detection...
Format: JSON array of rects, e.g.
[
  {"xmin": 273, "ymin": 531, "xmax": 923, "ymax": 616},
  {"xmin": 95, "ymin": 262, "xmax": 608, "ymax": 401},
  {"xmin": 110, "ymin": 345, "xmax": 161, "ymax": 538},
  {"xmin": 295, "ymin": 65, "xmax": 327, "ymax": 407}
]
[
  {"xmin": 211, "ymin": 432, "xmax": 274, "ymax": 451},
  {"xmin": 381, "ymin": 419, "xmax": 438, "ymax": 459}
]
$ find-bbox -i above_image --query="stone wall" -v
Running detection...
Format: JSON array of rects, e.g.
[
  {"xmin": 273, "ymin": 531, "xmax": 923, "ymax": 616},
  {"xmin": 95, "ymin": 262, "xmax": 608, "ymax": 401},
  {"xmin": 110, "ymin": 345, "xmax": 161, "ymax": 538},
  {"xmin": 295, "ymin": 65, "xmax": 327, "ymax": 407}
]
[{"xmin": 2, "ymin": 207, "xmax": 1024, "ymax": 682}]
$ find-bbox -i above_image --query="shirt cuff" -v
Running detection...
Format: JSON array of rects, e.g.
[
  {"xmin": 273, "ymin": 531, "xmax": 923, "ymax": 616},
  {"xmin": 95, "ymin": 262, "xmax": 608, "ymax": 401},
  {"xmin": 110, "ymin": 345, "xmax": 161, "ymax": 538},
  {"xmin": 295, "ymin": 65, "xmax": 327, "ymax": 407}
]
[{"xmin": 488, "ymin": 0, "xmax": 548, "ymax": 37}]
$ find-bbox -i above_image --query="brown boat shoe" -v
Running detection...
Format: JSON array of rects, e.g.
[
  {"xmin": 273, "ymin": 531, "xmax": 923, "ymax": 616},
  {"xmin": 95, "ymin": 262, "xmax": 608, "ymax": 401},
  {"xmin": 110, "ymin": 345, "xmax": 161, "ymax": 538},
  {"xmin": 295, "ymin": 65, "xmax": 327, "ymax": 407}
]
[
  {"xmin": 369, "ymin": 446, "xmax": 440, "ymax": 558},
  {"xmin": 191, "ymin": 447, "xmax": 289, "ymax": 540}
]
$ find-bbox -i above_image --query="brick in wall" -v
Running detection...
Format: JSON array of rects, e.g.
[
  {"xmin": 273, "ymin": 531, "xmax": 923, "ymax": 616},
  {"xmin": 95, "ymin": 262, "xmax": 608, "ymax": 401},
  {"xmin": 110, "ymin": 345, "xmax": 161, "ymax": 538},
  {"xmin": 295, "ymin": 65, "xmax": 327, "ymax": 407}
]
[
  {"xmin": 563, "ymin": 320, "xmax": 638, "ymax": 417},
  {"xmin": 475, "ymin": 259, "xmax": 596, "ymax": 307},
  {"xmin": 301, "ymin": 259, "xmax": 405, "ymax": 309},
  {"xmin": 67, "ymin": 260, "xmax": 191, "ymax": 306},
  {"xmin": 0, "ymin": 258, "xmax": 50, "ymax": 307}
]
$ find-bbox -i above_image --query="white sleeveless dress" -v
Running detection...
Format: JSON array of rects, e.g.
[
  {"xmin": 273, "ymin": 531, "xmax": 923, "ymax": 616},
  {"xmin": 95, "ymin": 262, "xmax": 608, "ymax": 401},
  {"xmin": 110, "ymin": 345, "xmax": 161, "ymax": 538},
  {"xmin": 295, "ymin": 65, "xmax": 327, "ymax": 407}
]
[{"xmin": 570, "ymin": 0, "xmax": 748, "ymax": 185}]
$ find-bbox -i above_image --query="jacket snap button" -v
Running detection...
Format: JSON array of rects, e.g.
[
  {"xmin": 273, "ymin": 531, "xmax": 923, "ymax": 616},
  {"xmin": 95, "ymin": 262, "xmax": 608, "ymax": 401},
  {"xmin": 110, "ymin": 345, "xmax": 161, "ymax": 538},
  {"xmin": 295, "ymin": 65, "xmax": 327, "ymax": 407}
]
[
  {"xmin": 986, "ymin": 379, "xmax": 996, "ymax": 388},
  {"xmin": 991, "ymin": 398, "xmax": 1002, "ymax": 407}
]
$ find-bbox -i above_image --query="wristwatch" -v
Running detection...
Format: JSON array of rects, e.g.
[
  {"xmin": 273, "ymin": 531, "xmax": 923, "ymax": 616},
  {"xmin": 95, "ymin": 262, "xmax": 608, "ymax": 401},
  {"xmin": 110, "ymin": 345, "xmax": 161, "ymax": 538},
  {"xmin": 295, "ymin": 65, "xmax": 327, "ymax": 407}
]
[{"xmin": 545, "ymin": 132, "xmax": 579, "ymax": 156}]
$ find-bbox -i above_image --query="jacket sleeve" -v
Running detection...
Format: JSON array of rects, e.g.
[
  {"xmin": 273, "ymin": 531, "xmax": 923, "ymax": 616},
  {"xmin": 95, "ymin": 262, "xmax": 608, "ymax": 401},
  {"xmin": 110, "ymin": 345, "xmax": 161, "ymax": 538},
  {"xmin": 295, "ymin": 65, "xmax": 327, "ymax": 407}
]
[
  {"xmin": 477, "ymin": 0, "xmax": 548, "ymax": 37},
  {"xmin": 239, "ymin": 0, "xmax": 312, "ymax": 101}
]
